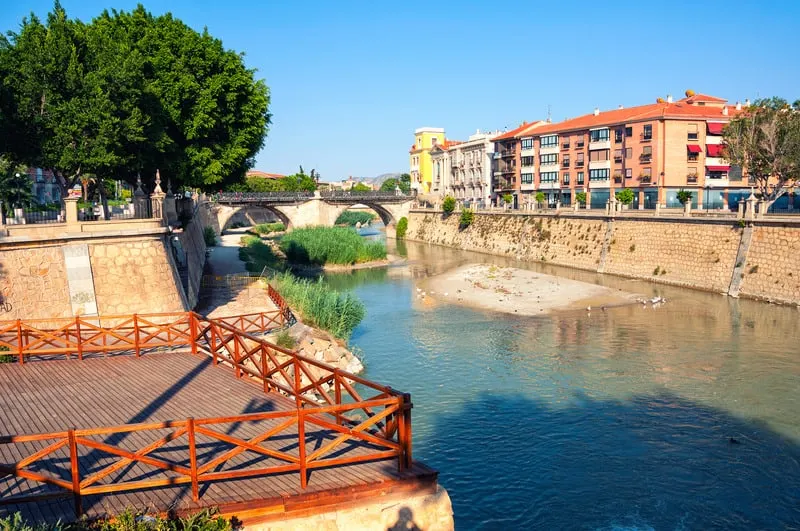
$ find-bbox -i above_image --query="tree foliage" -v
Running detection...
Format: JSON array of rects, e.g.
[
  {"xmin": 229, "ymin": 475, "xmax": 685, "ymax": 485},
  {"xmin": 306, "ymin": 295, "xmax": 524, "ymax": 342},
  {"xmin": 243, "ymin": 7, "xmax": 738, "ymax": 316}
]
[
  {"xmin": 0, "ymin": 158, "xmax": 33, "ymax": 211},
  {"xmin": 352, "ymin": 182, "xmax": 372, "ymax": 192},
  {"xmin": 379, "ymin": 173, "xmax": 411, "ymax": 193},
  {"xmin": 575, "ymin": 192, "xmax": 587, "ymax": 205},
  {"xmin": 442, "ymin": 195, "xmax": 456, "ymax": 214},
  {"xmin": 615, "ymin": 188, "xmax": 634, "ymax": 205},
  {"xmin": 676, "ymin": 189, "xmax": 693, "ymax": 205},
  {"xmin": 0, "ymin": 2, "xmax": 270, "ymax": 194},
  {"xmin": 724, "ymin": 97, "xmax": 800, "ymax": 203}
]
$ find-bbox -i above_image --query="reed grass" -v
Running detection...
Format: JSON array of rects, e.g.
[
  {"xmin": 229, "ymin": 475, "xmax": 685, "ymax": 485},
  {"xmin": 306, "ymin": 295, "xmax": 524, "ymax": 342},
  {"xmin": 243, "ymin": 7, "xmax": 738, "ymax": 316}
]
[
  {"xmin": 251, "ymin": 222, "xmax": 285, "ymax": 235},
  {"xmin": 279, "ymin": 226, "xmax": 386, "ymax": 265}
]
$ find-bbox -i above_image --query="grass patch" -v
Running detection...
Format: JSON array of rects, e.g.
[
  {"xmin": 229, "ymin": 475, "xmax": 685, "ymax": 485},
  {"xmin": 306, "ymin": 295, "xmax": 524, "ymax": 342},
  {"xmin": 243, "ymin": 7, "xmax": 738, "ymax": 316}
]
[
  {"xmin": 251, "ymin": 222, "xmax": 286, "ymax": 235},
  {"xmin": 271, "ymin": 272, "xmax": 365, "ymax": 339},
  {"xmin": 0, "ymin": 508, "xmax": 232, "ymax": 531},
  {"xmin": 239, "ymin": 235, "xmax": 282, "ymax": 272},
  {"xmin": 335, "ymin": 211, "xmax": 376, "ymax": 226},
  {"xmin": 280, "ymin": 227, "xmax": 386, "ymax": 266},
  {"xmin": 274, "ymin": 330, "xmax": 297, "ymax": 350}
]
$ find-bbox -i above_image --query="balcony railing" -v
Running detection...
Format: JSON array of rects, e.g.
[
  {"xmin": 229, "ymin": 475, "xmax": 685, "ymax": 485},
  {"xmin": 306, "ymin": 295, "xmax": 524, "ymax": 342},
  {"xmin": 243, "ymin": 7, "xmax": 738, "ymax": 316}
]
[
  {"xmin": 613, "ymin": 176, "xmax": 623, "ymax": 184},
  {"xmin": 687, "ymin": 175, "xmax": 699, "ymax": 184},
  {"xmin": 639, "ymin": 176, "xmax": 652, "ymax": 184},
  {"xmin": 640, "ymin": 154, "xmax": 652, "ymax": 163},
  {"xmin": 575, "ymin": 161, "xmax": 585, "ymax": 167},
  {"xmin": 613, "ymin": 156, "xmax": 623, "ymax": 163},
  {"xmin": 561, "ymin": 142, "xmax": 570, "ymax": 150},
  {"xmin": 562, "ymin": 161, "xmax": 570, "ymax": 168},
  {"xmin": 640, "ymin": 133, "xmax": 652, "ymax": 142},
  {"xmin": 576, "ymin": 142, "xmax": 585, "ymax": 148}
]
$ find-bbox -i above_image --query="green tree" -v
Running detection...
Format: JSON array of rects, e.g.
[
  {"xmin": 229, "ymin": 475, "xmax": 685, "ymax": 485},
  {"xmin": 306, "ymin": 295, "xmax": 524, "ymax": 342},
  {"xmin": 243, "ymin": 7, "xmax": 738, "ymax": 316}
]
[
  {"xmin": 535, "ymin": 192, "xmax": 545, "ymax": 205},
  {"xmin": 724, "ymin": 97, "xmax": 800, "ymax": 205},
  {"xmin": 380, "ymin": 174, "xmax": 411, "ymax": 193},
  {"xmin": 502, "ymin": 193, "xmax": 514, "ymax": 205},
  {"xmin": 676, "ymin": 189, "xmax": 693, "ymax": 205},
  {"xmin": 352, "ymin": 182, "xmax": 372, "ymax": 192},
  {"xmin": 442, "ymin": 195, "xmax": 456, "ymax": 214},
  {"xmin": 459, "ymin": 208, "xmax": 474, "ymax": 229},
  {"xmin": 0, "ymin": 158, "xmax": 33, "ymax": 213},
  {"xmin": 396, "ymin": 216, "xmax": 408, "ymax": 238},
  {"xmin": 615, "ymin": 188, "xmax": 635, "ymax": 205},
  {"xmin": 575, "ymin": 191, "xmax": 587, "ymax": 205}
]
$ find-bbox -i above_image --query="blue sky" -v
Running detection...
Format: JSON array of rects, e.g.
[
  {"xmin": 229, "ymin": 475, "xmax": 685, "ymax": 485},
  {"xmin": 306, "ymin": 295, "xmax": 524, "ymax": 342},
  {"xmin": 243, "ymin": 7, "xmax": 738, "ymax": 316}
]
[{"xmin": 3, "ymin": 1, "xmax": 798, "ymax": 181}]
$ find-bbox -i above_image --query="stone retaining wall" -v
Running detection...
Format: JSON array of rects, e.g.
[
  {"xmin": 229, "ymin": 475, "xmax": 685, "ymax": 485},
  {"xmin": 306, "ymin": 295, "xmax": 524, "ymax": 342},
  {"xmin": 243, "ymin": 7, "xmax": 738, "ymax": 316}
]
[
  {"xmin": 0, "ymin": 246, "xmax": 72, "ymax": 320},
  {"xmin": 406, "ymin": 211, "xmax": 800, "ymax": 305}
]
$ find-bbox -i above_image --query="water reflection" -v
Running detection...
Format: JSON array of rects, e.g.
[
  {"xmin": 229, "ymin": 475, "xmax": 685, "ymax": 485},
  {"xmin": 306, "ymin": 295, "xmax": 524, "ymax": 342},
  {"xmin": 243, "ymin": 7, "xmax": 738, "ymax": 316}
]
[{"xmin": 325, "ymin": 237, "xmax": 800, "ymax": 529}]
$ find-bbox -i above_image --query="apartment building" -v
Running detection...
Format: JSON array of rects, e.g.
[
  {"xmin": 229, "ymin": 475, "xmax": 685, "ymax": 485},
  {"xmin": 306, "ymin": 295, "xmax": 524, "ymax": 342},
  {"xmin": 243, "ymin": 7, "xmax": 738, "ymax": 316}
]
[
  {"xmin": 493, "ymin": 93, "xmax": 749, "ymax": 209},
  {"xmin": 431, "ymin": 130, "xmax": 501, "ymax": 207},
  {"xmin": 409, "ymin": 127, "xmax": 446, "ymax": 194}
]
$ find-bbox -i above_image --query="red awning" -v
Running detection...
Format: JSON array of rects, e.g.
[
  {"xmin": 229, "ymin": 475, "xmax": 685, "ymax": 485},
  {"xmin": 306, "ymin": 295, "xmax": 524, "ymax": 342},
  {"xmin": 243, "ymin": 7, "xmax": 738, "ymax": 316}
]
[
  {"xmin": 707, "ymin": 122, "xmax": 725, "ymax": 135},
  {"xmin": 705, "ymin": 165, "xmax": 730, "ymax": 172},
  {"xmin": 687, "ymin": 144, "xmax": 702, "ymax": 153},
  {"xmin": 706, "ymin": 144, "xmax": 724, "ymax": 157}
]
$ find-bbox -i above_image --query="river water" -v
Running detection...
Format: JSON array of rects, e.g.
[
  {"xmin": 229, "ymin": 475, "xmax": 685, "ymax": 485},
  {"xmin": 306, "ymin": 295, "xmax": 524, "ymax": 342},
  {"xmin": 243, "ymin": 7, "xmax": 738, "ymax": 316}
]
[{"xmin": 323, "ymin": 230, "xmax": 800, "ymax": 530}]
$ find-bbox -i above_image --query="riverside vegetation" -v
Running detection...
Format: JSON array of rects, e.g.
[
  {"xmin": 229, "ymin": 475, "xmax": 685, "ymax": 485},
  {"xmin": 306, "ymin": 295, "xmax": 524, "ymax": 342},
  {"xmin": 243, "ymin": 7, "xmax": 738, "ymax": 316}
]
[
  {"xmin": 250, "ymin": 222, "xmax": 286, "ymax": 235},
  {"xmin": 238, "ymin": 233, "xmax": 368, "ymax": 339},
  {"xmin": 335, "ymin": 211, "xmax": 376, "ymax": 226},
  {"xmin": 0, "ymin": 508, "xmax": 231, "ymax": 531},
  {"xmin": 279, "ymin": 227, "xmax": 387, "ymax": 266}
]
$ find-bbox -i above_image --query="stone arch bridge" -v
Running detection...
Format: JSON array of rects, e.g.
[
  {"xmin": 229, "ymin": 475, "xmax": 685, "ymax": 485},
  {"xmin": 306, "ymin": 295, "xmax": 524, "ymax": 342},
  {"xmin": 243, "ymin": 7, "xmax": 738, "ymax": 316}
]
[{"xmin": 210, "ymin": 191, "xmax": 415, "ymax": 237}]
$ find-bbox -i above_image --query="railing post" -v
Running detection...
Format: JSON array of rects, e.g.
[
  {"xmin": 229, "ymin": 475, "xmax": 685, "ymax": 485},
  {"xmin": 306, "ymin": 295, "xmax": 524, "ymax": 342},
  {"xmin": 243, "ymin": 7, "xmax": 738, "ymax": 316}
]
[
  {"xmin": 133, "ymin": 314, "xmax": 141, "ymax": 357},
  {"xmin": 75, "ymin": 317, "xmax": 83, "ymax": 361},
  {"xmin": 334, "ymin": 370, "xmax": 342, "ymax": 426},
  {"xmin": 399, "ymin": 393, "xmax": 413, "ymax": 471},
  {"xmin": 233, "ymin": 333, "xmax": 241, "ymax": 378},
  {"xmin": 297, "ymin": 408, "xmax": 307, "ymax": 489},
  {"xmin": 187, "ymin": 417, "xmax": 199, "ymax": 501},
  {"xmin": 210, "ymin": 323, "xmax": 218, "ymax": 365},
  {"xmin": 68, "ymin": 428, "xmax": 82, "ymax": 517},
  {"xmin": 261, "ymin": 345, "xmax": 269, "ymax": 393},
  {"xmin": 293, "ymin": 358, "xmax": 302, "ymax": 406},
  {"xmin": 16, "ymin": 319, "xmax": 24, "ymax": 365},
  {"xmin": 189, "ymin": 313, "xmax": 198, "ymax": 356}
]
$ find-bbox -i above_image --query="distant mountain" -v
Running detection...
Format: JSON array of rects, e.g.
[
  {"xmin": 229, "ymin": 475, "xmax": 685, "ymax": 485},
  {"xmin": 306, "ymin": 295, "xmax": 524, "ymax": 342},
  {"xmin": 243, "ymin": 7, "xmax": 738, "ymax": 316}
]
[{"xmin": 360, "ymin": 173, "xmax": 403, "ymax": 185}]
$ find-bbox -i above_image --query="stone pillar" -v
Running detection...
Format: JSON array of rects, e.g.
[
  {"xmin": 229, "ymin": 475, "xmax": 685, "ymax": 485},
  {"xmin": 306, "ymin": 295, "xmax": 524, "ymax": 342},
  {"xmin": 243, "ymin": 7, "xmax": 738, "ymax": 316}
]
[
  {"xmin": 573, "ymin": 202, "xmax": 580, "ymax": 212},
  {"xmin": 163, "ymin": 179, "xmax": 177, "ymax": 225},
  {"xmin": 133, "ymin": 173, "xmax": 148, "ymax": 219},
  {"xmin": 555, "ymin": 200, "xmax": 561, "ymax": 213},
  {"xmin": 737, "ymin": 200, "xmax": 745, "ymax": 219},
  {"xmin": 757, "ymin": 200, "xmax": 768, "ymax": 219},
  {"xmin": 64, "ymin": 197, "xmax": 79, "ymax": 226},
  {"xmin": 745, "ymin": 192, "xmax": 757, "ymax": 221},
  {"xmin": 655, "ymin": 203, "xmax": 661, "ymax": 217},
  {"xmin": 683, "ymin": 201, "xmax": 691, "ymax": 217}
]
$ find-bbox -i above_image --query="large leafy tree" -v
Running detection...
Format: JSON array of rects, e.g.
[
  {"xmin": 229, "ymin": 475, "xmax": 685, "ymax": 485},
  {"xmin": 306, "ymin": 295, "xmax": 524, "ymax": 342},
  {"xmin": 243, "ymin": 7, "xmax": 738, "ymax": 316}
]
[
  {"xmin": 0, "ymin": 157, "xmax": 33, "ymax": 212},
  {"xmin": 380, "ymin": 173, "xmax": 411, "ymax": 193},
  {"xmin": 724, "ymin": 97, "xmax": 800, "ymax": 204},
  {"xmin": 1, "ymin": 2, "xmax": 270, "ymax": 197}
]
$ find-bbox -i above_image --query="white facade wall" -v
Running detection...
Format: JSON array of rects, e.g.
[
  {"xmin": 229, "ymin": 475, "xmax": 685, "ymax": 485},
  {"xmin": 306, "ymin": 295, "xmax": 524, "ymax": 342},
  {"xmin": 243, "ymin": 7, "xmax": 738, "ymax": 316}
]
[{"xmin": 443, "ymin": 131, "xmax": 500, "ymax": 207}]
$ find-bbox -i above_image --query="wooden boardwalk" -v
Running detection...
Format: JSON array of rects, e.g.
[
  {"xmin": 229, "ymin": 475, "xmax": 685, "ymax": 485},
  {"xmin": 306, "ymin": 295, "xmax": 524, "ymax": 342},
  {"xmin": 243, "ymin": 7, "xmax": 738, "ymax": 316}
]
[{"xmin": 0, "ymin": 352, "xmax": 435, "ymax": 523}]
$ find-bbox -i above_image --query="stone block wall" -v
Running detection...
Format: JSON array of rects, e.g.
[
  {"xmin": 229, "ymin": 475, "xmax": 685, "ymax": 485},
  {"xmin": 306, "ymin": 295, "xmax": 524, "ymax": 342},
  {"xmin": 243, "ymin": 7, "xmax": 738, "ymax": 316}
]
[
  {"xmin": 405, "ymin": 212, "xmax": 606, "ymax": 271},
  {"xmin": 0, "ymin": 247, "xmax": 72, "ymax": 320},
  {"xmin": 603, "ymin": 219, "xmax": 741, "ymax": 292},
  {"xmin": 89, "ymin": 239, "xmax": 184, "ymax": 315},
  {"xmin": 738, "ymin": 225, "xmax": 800, "ymax": 304},
  {"xmin": 177, "ymin": 216, "xmax": 207, "ymax": 309}
]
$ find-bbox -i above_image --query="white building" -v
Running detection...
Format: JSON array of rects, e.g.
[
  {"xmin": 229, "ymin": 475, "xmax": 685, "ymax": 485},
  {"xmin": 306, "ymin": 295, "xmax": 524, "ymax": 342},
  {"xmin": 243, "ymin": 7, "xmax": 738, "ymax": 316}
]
[{"xmin": 436, "ymin": 130, "xmax": 501, "ymax": 207}]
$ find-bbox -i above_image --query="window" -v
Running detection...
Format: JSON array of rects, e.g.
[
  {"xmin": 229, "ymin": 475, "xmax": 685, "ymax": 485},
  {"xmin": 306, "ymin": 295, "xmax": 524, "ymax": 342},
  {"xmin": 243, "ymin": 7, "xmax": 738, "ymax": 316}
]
[
  {"xmin": 614, "ymin": 129, "xmax": 624, "ymax": 143},
  {"xmin": 576, "ymin": 138, "xmax": 585, "ymax": 148},
  {"xmin": 688, "ymin": 123, "xmax": 698, "ymax": 140},
  {"xmin": 688, "ymin": 167, "xmax": 698, "ymax": 183},
  {"xmin": 432, "ymin": 138, "xmax": 438, "ymax": 146},
  {"xmin": 540, "ymin": 171, "xmax": 558, "ymax": 182},
  {"xmin": 540, "ymin": 135, "xmax": 559, "ymax": 148},
  {"xmin": 562, "ymin": 173, "xmax": 570, "ymax": 184},
  {"xmin": 577, "ymin": 172, "xmax": 585, "ymax": 185},
  {"xmin": 562, "ymin": 155, "xmax": 570, "ymax": 167},
  {"xmin": 589, "ymin": 168, "xmax": 610, "ymax": 181},
  {"xmin": 521, "ymin": 173, "xmax": 533, "ymax": 184},
  {"xmin": 625, "ymin": 147, "xmax": 632, "ymax": 159},
  {"xmin": 641, "ymin": 146, "xmax": 652, "ymax": 159},
  {"xmin": 561, "ymin": 139, "xmax": 570, "ymax": 149},
  {"xmin": 625, "ymin": 168, "xmax": 632, "ymax": 179},
  {"xmin": 521, "ymin": 138, "xmax": 533, "ymax": 150},
  {"xmin": 540, "ymin": 153, "xmax": 558, "ymax": 165},
  {"xmin": 625, "ymin": 126, "xmax": 633, "ymax": 137},
  {"xmin": 642, "ymin": 124, "xmax": 653, "ymax": 140},
  {"xmin": 613, "ymin": 149, "xmax": 623, "ymax": 162},
  {"xmin": 589, "ymin": 149, "xmax": 610, "ymax": 162},
  {"xmin": 590, "ymin": 129, "xmax": 609, "ymax": 142},
  {"xmin": 576, "ymin": 153, "xmax": 585, "ymax": 166},
  {"xmin": 521, "ymin": 156, "xmax": 535, "ymax": 167},
  {"xmin": 688, "ymin": 151, "xmax": 699, "ymax": 162},
  {"xmin": 641, "ymin": 168, "xmax": 652, "ymax": 179}
]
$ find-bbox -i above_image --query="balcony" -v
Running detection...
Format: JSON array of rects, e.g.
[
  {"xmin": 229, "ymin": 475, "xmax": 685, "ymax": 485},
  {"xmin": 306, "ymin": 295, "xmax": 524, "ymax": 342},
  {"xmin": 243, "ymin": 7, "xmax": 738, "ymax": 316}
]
[
  {"xmin": 613, "ymin": 156, "xmax": 623, "ymax": 164},
  {"xmin": 562, "ymin": 179, "xmax": 570, "ymax": 185},
  {"xmin": 687, "ymin": 175, "xmax": 698, "ymax": 184},
  {"xmin": 613, "ymin": 176, "xmax": 623, "ymax": 184},
  {"xmin": 640, "ymin": 133, "xmax": 652, "ymax": 142},
  {"xmin": 499, "ymin": 150, "xmax": 515, "ymax": 158},
  {"xmin": 575, "ymin": 160, "xmax": 585, "ymax": 168},
  {"xmin": 561, "ymin": 142, "xmax": 570, "ymax": 150},
  {"xmin": 588, "ymin": 159, "xmax": 611, "ymax": 170},
  {"xmin": 539, "ymin": 181, "xmax": 560, "ymax": 190},
  {"xmin": 638, "ymin": 175, "xmax": 652, "ymax": 184},
  {"xmin": 639, "ymin": 154, "xmax": 652, "ymax": 163},
  {"xmin": 588, "ymin": 139, "xmax": 611, "ymax": 150},
  {"xmin": 576, "ymin": 141, "xmax": 585, "ymax": 149},
  {"xmin": 561, "ymin": 161, "xmax": 570, "ymax": 169}
]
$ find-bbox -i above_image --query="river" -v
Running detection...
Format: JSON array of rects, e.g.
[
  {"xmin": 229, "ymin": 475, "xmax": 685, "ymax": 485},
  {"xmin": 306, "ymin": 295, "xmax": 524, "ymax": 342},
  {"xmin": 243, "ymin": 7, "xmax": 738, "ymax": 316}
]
[{"xmin": 322, "ymin": 228, "xmax": 800, "ymax": 530}]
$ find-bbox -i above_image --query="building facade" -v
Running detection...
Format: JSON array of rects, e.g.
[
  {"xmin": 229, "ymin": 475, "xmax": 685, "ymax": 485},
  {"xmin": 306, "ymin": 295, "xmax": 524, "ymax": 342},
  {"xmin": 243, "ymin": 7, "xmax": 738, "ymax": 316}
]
[
  {"xmin": 440, "ymin": 130, "xmax": 501, "ymax": 207},
  {"xmin": 409, "ymin": 127, "xmax": 446, "ymax": 194},
  {"xmin": 493, "ymin": 93, "xmax": 750, "ymax": 210}
]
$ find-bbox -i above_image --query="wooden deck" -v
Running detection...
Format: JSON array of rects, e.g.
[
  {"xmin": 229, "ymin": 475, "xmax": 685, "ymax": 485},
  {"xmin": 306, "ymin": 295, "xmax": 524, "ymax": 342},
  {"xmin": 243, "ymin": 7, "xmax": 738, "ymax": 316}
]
[{"xmin": 0, "ymin": 352, "xmax": 435, "ymax": 523}]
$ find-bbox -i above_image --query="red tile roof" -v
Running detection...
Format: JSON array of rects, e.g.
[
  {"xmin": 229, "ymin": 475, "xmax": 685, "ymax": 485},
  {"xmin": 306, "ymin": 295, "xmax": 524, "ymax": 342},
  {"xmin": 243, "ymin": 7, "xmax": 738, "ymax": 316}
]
[
  {"xmin": 491, "ymin": 121, "xmax": 546, "ymax": 141},
  {"xmin": 681, "ymin": 93, "xmax": 728, "ymax": 104}
]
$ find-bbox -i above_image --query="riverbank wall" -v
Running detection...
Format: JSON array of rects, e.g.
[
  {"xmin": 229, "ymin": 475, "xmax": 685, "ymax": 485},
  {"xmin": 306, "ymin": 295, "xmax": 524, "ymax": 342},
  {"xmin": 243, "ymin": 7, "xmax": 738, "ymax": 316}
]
[{"xmin": 406, "ymin": 210, "xmax": 800, "ymax": 305}]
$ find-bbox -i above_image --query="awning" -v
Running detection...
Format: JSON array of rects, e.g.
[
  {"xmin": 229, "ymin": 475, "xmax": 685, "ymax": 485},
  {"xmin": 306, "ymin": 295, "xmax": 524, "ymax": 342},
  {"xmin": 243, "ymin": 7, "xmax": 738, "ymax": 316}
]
[
  {"xmin": 705, "ymin": 165, "xmax": 730, "ymax": 172},
  {"xmin": 706, "ymin": 144, "xmax": 724, "ymax": 157},
  {"xmin": 707, "ymin": 122, "xmax": 725, "ymax": 135},
  {"xmin": 687, "ymin": 144, "xmax": 702, "ymax": 153}
]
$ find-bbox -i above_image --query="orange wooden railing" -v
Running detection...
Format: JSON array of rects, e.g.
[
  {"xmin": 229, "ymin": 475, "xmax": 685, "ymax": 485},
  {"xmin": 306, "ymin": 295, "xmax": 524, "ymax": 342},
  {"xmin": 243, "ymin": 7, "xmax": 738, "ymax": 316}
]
[{"xmin": 0, "ymin": 309, "xmax": 412, "ymax": 517}]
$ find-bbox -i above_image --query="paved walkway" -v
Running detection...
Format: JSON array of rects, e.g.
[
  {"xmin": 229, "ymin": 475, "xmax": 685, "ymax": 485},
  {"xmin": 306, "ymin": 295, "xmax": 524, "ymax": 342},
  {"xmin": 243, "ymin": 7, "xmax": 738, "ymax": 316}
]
[{"xmin": 205, "ymin": 227, "xmax": 250, "ymax": 276}]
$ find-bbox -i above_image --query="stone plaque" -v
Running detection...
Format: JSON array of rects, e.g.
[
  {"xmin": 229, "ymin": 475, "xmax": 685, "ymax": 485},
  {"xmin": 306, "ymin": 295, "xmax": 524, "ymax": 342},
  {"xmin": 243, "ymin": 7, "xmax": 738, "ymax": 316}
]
[{"xmin": 62, "ymin": 244, "xmax": 98, "ymax": 316}]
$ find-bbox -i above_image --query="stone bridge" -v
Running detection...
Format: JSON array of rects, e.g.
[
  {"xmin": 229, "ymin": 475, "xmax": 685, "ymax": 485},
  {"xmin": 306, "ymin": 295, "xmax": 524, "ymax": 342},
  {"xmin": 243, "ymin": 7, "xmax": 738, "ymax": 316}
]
[{"xmin": 210, "ymin": 191, "xmax": 415, "ymax": 237}]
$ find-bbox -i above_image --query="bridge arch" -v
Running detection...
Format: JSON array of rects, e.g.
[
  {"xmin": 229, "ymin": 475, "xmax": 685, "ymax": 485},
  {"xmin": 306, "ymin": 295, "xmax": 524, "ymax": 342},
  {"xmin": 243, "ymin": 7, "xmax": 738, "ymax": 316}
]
[{"xmin": 216, "ymin": 205, "xmax": 292, "ymax": 233}]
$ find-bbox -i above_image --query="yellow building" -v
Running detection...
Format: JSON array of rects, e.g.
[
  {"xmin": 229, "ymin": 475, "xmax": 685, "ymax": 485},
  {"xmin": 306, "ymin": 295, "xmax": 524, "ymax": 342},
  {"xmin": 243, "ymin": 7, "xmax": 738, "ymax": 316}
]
[{"xmin": 409, "ymin": 127, "xmax": 445, "ymax": 194}]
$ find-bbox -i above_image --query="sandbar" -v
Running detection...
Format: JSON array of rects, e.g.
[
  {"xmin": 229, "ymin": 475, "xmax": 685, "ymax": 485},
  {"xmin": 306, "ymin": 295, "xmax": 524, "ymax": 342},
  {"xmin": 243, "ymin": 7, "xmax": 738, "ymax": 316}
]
[{"xmin": 418, "ymin": 264, "xmax": 640, "ymax": 316}]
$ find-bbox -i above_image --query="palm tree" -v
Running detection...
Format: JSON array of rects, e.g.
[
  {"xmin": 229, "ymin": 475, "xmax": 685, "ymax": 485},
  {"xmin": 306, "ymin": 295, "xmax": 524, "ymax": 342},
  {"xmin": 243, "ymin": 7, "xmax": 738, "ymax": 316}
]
[
  {"xmin": 0, "ymin": 159, "xmax": 33, "ymax": 214},
  {"xmin": 80, "ymin": 175, "xmax": 97, "ymax": 201}
]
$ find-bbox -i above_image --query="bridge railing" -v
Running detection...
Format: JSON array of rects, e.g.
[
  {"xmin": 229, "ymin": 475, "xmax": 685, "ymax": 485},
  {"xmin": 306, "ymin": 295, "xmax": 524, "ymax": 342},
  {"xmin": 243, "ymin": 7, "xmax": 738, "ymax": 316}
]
[
  {"xmin": 320, "ymin": 190, "xmax": 417, "ymax": 201},
  {"xmin": 212, "ymin": 191, "xmax": 314, "ymax": 203}
]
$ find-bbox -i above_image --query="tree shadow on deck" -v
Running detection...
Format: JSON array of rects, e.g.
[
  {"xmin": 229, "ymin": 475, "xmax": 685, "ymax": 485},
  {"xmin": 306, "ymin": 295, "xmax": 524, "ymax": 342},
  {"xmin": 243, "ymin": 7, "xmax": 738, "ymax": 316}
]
[{"xmin": 414, "ymin": 391, "xmax": 800, "ymax": 530}]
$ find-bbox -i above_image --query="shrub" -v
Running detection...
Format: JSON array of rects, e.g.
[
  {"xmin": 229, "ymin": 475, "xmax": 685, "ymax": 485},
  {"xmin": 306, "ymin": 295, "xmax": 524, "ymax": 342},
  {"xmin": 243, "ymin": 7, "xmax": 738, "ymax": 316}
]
[
  {"xmin": 459, "ymin": 208, "xmax": 474, "ymax": 229},
  {"xmin": 502, "ymin": 194, "xmax": 514, "ymax": 205},
  {"xmin": 676, "ymin": 189, "xmax": 693, "ymax": 205},
  {"xmin": 271, "ymin": 272, "xmax": 365, "ymax": 339},
  {"xmin": 203, "ymin": 226, "xmax": 217, "ymax": 246},
  {"xmin": 575, "ymin": 192, "xmax": 587, "ymax": 205},
  {"xmin": 274, "ymin": 330, "xmax": 297, "ymax": 350},
  {"xmin": 0, "ymin": 346, "xmax": 11, "ymax": 364},
  {"xmin": 279, "ymin": 227, "xmax": 386, "ymax": 265},
  {"xmin": 396, "ymin": 217, "xmax": 408, "ymax": 238},
  {"xmin": 0, "ymin": 508, "xmax": 231, "ymax": 531},
  {"xmin": 442, "ymin": 196, "xmax": 456, "ymax": 214},
  {"xmin": 251, "ymin": 222, "xmax": 286, "ymax": 235},
  {"xmin": 335, "ymin": 211, "xmax": 376, "ymax": 226},
  {"xmin": 535, "ymin": 192, "xmax": 545, "ymax": 205},
  {"xmin": 615, "ymin": 188, "xmax": 635, "ymax": 205}
]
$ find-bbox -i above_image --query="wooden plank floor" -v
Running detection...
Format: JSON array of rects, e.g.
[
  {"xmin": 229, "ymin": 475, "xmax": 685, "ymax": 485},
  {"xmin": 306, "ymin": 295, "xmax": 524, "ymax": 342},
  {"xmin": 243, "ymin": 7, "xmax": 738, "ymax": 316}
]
[{"xmin": 0, "ymin": 352, "xmax": 435, "ymax": 523}]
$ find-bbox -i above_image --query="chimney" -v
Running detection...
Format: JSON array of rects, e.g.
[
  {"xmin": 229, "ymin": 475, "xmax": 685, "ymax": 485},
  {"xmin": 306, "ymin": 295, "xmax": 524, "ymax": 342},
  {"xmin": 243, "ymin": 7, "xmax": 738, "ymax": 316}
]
[
  {"xmin": 735, "ymin": 101, "xmax": 742, "ymax": 111},
  {"xmin": 722, "ymin": 106, "xmax": 729, "ymax": 116},
  {"xmin": 667, "ymin": 94, "xmax": 673, "ymax": 103},
  {"xmin": 593, "ymin": 108, "xmax": 600, "ymax": 116},
  {"xmin": 745, "ymin": 99, "xmax": 751, "ymax": 107}
]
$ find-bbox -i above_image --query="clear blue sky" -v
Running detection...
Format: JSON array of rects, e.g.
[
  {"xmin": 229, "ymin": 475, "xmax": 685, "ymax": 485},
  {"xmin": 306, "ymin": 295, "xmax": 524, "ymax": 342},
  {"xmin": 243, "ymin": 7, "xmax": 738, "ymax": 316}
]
[{"xmin": 3, "ymin": 1, "xmax": 799, "ymax": 181}]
